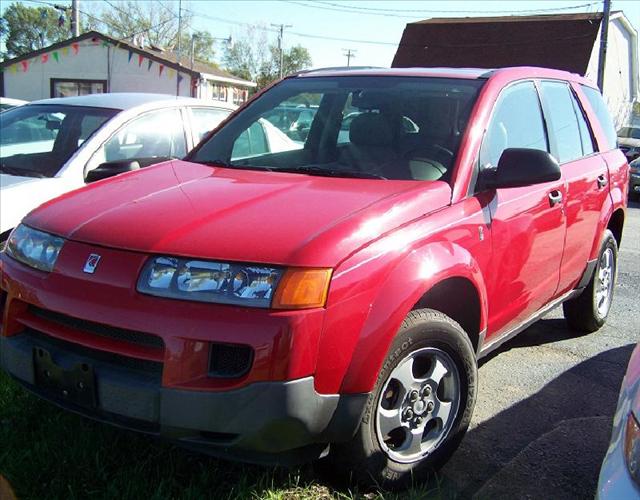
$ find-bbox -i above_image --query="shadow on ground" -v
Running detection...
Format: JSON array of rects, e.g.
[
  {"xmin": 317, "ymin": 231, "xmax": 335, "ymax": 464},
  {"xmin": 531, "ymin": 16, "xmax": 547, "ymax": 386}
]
[{"xmin": 438, "ymin": 324, "xmax": 634, "ymax": 499}]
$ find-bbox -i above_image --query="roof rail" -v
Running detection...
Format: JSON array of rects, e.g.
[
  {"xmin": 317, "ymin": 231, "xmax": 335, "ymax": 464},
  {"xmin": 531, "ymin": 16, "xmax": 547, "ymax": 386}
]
[{"xmin": 294, "ymin": 66, "xmax": 385, "ymax": 75}]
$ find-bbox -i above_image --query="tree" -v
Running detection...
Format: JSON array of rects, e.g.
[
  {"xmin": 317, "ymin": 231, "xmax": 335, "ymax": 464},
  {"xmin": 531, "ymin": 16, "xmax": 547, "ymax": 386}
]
[
  {"xmin": 223, "ymin": 26, "xmax": 269, "ymax": 82},
  {"xmin": 223, "ymin": 27, "xmax": 312, "ymax": 88},
  {"xmin": 257, "ymin": 44, "xmax": 312, "ymax": 87},
  {"xmin": 94, "ymin": 2, "xmax": 217, "ymax": 63},
  {"xmin": 97, "ymin": 1, "xmax": 188, "ymax": 49},
  {"xmin": 1, "ymin": 3, "xmax": 72, "ymax": 59}
]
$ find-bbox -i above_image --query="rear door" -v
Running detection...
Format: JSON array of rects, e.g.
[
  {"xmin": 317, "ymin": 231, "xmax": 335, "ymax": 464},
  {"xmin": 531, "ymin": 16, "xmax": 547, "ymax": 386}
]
[
  {"xmin": 538, "ymin": 80, "xmax": 609, "ymax": 295},
  {"xmin": 480, "ymin": 81, "xmax": 567, "ymax": 337}
]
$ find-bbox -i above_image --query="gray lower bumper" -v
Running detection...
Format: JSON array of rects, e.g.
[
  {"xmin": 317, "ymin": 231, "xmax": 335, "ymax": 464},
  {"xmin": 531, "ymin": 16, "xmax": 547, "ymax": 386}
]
[{"xmin": 0, "ymin": 333, "xmax": 368, "ymax": 465}]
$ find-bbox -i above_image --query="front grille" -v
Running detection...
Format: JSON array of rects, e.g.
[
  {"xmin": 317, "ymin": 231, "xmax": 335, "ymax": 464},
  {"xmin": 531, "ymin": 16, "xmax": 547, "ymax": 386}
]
[
  {"xmin": 29, "ymin": 306, "xmax": 164, "ymax": 350},
  {"xmin": 208, "ymin": 343, "xmax": 253, "ymax": 378},
  {"xmin": 25, "ymin": 329, "xmax": 163, "ymax": 377}
]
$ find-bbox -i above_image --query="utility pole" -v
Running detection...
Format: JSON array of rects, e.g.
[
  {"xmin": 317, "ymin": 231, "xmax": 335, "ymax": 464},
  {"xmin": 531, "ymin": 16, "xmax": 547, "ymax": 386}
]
[
  {"xmin": 70, "ymin": 0, "xmax": 80, "ymax": 37},
  {"xmin": 176, "ymin": 0, "xmax": 183, "ymax": 96},
  {"xmin": 343, "ymin": 48, "xmax": 356, "ymax": 67},
  {"xmin": 271, "ymin": 23, "xmax": 292, "ymax": 79},
  {"xmin": 597, "ymin": 0, "xmax": 611, "ymax": 91}
]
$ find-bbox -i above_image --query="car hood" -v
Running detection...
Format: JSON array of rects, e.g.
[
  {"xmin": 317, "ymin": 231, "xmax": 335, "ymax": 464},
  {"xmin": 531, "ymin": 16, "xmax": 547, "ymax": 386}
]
[
  {"xmin": 0, "ymin": 174, "xmax": 73, "ymax": 234},
  {"xmin": 24, "ymin": 160, "xmax": 452, "ymax": 267},
  {"xmin": 0, "ymin": 173, "xmax": 39, "ymax": 189}
]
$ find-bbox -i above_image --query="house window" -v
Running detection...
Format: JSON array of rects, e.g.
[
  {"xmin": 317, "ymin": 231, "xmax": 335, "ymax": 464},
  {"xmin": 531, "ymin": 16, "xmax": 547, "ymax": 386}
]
[
  {"xmin": 51, "ymin": 79, "xmax": 107, "ymax": 98},
  {"xmin": 232, "ymin": 87, "xmax": 248, "ymax": 105},
  {"xmin": 212, "ymin": 84, "xmax": 228, "ymax": 102}
]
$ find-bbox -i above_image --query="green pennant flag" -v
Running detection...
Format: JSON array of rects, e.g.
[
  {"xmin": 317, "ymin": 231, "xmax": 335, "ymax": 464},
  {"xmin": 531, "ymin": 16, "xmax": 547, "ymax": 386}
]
[{"xmin": 52, "ymin": 51, "xmax": 60, "ymax": 62}]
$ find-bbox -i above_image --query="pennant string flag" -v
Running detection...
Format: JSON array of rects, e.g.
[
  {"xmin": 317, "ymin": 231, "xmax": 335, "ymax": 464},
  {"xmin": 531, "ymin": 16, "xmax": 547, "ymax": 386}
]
[
  {"xmin": 159, "ymin": 64, "xmax": 164, "ymax": 76},
  {"xmin": 52, "ymin": 51, "xmax": 60, "ymax": 62},
  {"xmin": 71, "ymin": 42, "xmax": 79, "ymax": 55},
  {"xmin": 138, "ymin": 54, "xmax": 144, "ymax": 67},
  {"xmin": 41, "ymin": 53, "xmax": 49, "ymax": 63},
  {"xmin": 147, "ymin": 59, "xmax": 153, "ymax": 71},
  {"xmin": 21, "ymin": 60, "xmax": 29, "ymax": 72},
  {"xmin": 62, "ymin": 47, "xmax": 69, "ymax": 56},
  {"xmin": 128, "ymin": 50, "xmax": 133, "ymax": 63}
]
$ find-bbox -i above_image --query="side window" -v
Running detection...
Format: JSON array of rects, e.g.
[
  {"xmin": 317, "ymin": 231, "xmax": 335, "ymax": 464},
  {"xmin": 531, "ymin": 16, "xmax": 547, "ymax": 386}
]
[
  {"xmin": 231, "ymin": 121, "xmax": 268, "ymax": 159},
  {"xmin": 580, "ymin": 85, "xmax": 617, "ymax": 151},
  {"xmin": 189, "ymin": 107, "xmax": 230, "ymax": 142},
  {"xmin": 479, "ymin": 81, "xmax": 548, "ymax": 168},
  {"xmin": 99, "ymin": 108, "xmax": 186, "ymax": 163},
  {"xmin": 539, "ymin": 81, "xmax": 583, "ymax": 163},
  {"xmin": 571, "ymin": 92, "xmax": 595, "ymax": 156}
]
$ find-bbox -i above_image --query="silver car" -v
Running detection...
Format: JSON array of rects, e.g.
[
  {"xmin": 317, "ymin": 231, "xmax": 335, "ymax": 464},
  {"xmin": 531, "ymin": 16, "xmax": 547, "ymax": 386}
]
[{"xmin": 597, "ymin": 342, "xmax": 640, "ymax": 498}]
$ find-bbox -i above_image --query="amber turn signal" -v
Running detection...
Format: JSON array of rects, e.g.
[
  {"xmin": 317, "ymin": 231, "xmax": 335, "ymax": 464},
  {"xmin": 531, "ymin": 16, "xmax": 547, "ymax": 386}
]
[{"xmin": 272, "ymin": 268, "xmax": 332, "ymax": 309}]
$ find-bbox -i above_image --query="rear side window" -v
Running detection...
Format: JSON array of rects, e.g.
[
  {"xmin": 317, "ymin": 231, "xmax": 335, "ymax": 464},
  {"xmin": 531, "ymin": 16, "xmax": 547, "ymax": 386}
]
[
  {"xmin": 479, "ymin": 81, "xmax": 548, "ymax": 168},
  {"xmin": 580, "ymin": 85, "xmax": 617, "ymax": 151},
  {"xmin": 189, "ymin": 107, "xmax": 230, "ymax": 142},
  {"xmin": 571, "ymin": 93, "xmax": 595, "ymax": 157},
  {"xmin": 539, "ymin": 81, "xmax": 584, "ymax": 163}
]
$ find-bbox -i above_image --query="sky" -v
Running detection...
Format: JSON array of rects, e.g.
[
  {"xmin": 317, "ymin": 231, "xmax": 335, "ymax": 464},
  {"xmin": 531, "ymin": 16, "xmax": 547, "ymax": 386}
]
[{"xmin": 9, "ymin": 0, "xmax": 640, "ymax": 69}]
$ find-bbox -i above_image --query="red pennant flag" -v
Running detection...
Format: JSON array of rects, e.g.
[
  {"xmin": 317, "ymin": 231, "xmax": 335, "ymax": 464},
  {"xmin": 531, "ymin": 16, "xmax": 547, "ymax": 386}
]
[
  {"xmin": 41, "ymin": 53, "xmax": 49, "ymax": 63},
  {"xmin": 138, "ymin": 54, "xmax": 144, "ymax": 67},
  {"xmin": 21, "ymin": 60, "xmax": 29, "ymax": 72},
  {"xmin": 71, "ymin": 42, "xmax": 79, "ymax": 55},
  {"xmin": 159, "ymin": 64, "xmax": 164, "ymax": 76}
]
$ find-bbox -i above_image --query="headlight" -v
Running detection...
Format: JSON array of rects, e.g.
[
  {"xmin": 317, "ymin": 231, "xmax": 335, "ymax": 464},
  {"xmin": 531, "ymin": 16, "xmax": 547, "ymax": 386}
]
[
  {"xmin": 625, "ymin": 411, "xmax": 640, "ymax": 485},
  {"xmin": 4, "ymin": 224, "xmax": 65, "ymax": 272},
  {"xmin": 137, "ymin": 256, "xmax": 332, "ymax": 309}
]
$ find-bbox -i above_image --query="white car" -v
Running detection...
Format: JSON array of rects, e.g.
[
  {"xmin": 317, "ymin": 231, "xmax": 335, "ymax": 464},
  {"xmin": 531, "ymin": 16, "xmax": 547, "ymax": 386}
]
[
  {"xmin": 597, "ymin": 342, "xmax": 640, "ymax": 499},
  {"xmin": 0, "ymin": 97, "xmax": 28, "ymax": 112},
  {"xmin": 0, "ymin": 93, "xmax": 237, "ymax": 243}
]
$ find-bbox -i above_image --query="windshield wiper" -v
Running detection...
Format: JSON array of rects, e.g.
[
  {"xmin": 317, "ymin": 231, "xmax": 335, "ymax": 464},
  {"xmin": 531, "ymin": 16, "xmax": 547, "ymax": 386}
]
[
  {"xmin": 277, "ymin": 165, "xmax": 387, "ymax": 179},
  {"xmin": 0, "ymin": 164, "xmax": 46, "ymax": 178},
  {"xmin": 195, "ymin": 159, "xmax": 274, "ymax": 172}
]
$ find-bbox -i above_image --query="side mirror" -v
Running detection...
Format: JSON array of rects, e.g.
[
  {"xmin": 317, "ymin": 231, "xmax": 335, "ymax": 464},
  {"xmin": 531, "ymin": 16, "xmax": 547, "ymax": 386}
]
[
  {"xmin": 86, "ymin": 159, "xmax": 141, "ymax": 183},
  {"xmin": 482, "ymin": 148, "xmax": 561, "ymax": 189},
  {"xmin": 85, "ymin": 157, "xmax": 172, "ymax": 183}
]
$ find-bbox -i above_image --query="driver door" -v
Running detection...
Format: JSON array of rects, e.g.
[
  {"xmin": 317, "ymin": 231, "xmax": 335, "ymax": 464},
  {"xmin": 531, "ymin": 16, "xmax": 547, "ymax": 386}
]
[{"xmin": 480, "ymin": 81, "xmax": 567, "ymax": 338}]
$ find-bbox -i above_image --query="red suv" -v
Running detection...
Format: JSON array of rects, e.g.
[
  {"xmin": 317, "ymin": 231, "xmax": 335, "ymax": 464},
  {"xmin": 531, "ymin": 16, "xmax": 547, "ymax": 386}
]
[{"xmin": 0, "ymin": 67, "xmax": 629, "ymax": 488}]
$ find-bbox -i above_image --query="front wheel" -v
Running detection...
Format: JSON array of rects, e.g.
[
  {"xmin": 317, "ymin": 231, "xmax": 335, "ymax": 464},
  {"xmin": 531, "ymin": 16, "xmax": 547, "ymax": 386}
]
[
  {"xmin": 324, "ymin": 309, "xmax": 477, "ymax": 489},
  {"xmin": 563, "ymin": 229, "xmax": 618, "ymax": 332}
]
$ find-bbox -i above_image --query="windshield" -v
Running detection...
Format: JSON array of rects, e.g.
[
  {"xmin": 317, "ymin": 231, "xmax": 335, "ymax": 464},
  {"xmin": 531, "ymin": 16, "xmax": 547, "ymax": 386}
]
[
  {"xmin": 0, "ymin": 104, "xmax": 118, "ymax": 178},
  {"xmin": 190, "ymin": 76, "xmax": 484, "ymax": 181},
  {"xmin": 619, "ymin": 127, "xmax": 640, "ymax": 139}
]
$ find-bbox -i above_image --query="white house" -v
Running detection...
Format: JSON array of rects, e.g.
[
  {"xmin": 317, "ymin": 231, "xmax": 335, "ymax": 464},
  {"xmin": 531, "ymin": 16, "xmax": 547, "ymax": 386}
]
[{"xmin": 0, "ymin": 31, "xmax": 255, "ymax": 105}]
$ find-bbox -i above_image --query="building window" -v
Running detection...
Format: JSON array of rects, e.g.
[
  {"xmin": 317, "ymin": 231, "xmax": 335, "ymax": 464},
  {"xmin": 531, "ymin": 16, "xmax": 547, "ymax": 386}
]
[
  {"xmin": 51, "ymin": 79, "xmax": 107, "ymax": 98},
  {"xmin": 212, "ymin": 84, "xmax": 228, "ymax": 102}
]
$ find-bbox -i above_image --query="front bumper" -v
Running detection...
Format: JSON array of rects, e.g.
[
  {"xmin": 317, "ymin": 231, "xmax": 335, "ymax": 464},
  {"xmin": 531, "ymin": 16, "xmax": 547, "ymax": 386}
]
[{"xmin": 0, "ymin": 331, "xmax": 367, "ymax": 464}]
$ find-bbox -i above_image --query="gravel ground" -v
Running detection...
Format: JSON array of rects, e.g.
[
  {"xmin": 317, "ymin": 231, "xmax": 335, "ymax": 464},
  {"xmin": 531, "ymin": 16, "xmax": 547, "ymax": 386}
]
[{"xmin": 438, "ymin": 198, "xmax": 640, "ymax": 499}]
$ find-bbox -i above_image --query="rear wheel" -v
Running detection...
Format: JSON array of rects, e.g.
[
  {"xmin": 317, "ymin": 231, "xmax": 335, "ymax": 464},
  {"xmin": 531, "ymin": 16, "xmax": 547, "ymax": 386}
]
[
  {"xmin": 325, "ymin": 309, "xmax": 477, "ymax": 490},
  {"xmin": 563, "ymin": 229, "xmax": 618, "ymax": 332}
]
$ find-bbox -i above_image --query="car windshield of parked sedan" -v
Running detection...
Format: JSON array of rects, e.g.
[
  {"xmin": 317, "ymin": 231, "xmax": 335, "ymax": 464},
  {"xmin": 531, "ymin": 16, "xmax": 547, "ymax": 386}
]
[
  {"xmin": 0, "ymin": 104, "xmax": 118, "ymax": 178},
  {"xmin": 619, "ymin": 127, "xmax": 640, "ymax": 139},
  {"xmin": 190, "ymin": 76, "xmax": 484, "ymax": 181}
]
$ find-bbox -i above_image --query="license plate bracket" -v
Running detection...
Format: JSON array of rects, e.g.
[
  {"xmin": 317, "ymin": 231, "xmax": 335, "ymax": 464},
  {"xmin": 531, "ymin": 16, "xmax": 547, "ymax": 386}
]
[{"xmin": 33, "ymin": 347, "xmax": 97, "ymax": 407}]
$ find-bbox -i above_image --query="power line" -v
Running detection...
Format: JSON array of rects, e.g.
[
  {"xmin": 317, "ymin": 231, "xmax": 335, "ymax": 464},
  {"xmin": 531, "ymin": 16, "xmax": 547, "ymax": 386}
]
[
  {"xmin": 181, "ymin": 7, "xmax": 397, "ymax": 46},
  {"xmin": 286, "ymin": 0, "xmax": 602, "ymax": 17}
]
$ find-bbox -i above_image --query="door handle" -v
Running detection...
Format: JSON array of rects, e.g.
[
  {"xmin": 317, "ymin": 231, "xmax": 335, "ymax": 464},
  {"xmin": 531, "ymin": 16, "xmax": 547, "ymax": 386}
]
[
  {"xmin": 548, "ymin": 190, "xmax": 563, "ymax": 207},
  {"xmin": 597, "ymin": 174, "xmax": 608, "ymax": 189}
]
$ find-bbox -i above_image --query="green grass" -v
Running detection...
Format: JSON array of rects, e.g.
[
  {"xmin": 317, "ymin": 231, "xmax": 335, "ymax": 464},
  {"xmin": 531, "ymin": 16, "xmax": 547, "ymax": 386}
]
[{"xmin": 0, "ymin": 371, "xmax": 443, "ymax": 499}]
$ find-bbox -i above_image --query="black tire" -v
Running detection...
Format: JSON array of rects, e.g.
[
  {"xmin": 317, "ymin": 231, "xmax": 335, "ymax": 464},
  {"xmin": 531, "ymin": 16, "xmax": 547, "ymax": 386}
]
[
  {"xmin": 563, "ymin": 229, "xmax": 618, "ymax": 333},
  {"xmin": 324, "ymin": 309, "xmax": 477, "ymax": 490}
]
